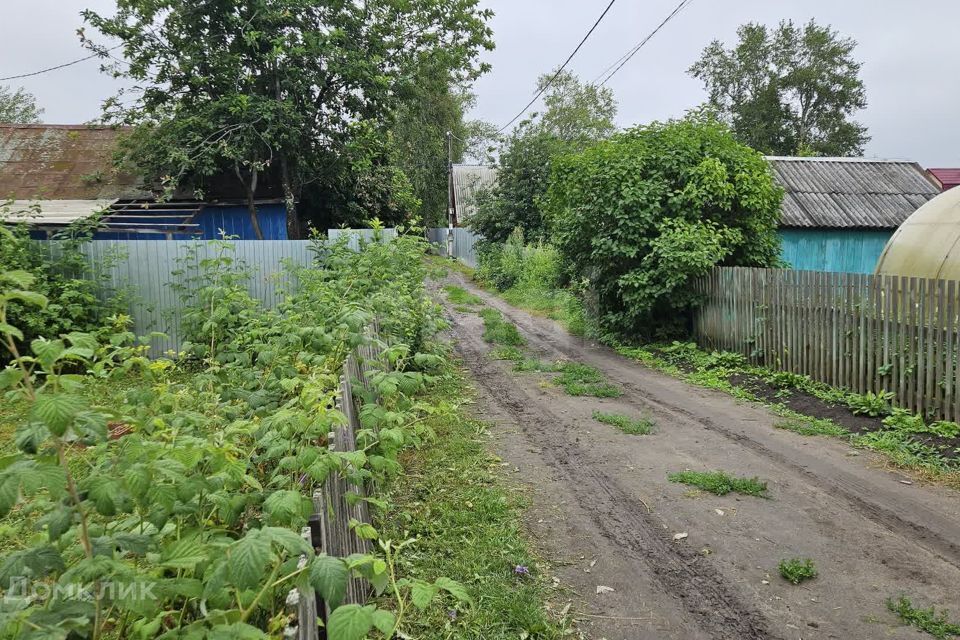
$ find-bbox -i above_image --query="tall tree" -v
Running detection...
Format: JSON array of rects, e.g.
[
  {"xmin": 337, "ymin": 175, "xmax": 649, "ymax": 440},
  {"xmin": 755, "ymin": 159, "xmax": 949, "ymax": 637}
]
[
  {"xmin": 83, "ymin": 0, "xmax": 493, "ymax": 237},
  {"xmin": 689, "ymin": 20, "xmax": 869, "ymax": 156},
  {"xmin": 0, "ymin": 85, "xmax": 43, "ymax": 123},
  {"xmin": 468, "ymin": 70, "xmax": 616, "ymax": 242}
]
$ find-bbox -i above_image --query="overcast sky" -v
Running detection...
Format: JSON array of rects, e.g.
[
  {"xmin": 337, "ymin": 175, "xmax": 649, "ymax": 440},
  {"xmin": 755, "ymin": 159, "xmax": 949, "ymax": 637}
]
[{"xmin": 3, "ymin": 0, "xmax": 958, "ymax": 166}]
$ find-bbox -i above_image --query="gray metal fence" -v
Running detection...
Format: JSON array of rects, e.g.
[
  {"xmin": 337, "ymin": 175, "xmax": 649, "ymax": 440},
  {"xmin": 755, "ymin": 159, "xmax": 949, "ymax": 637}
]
[
  {"xmin": 427, "ymin": 227, "xmax": 480, "ymax": 268},
  {"xmin": 327, "ymin": 227, "xmax": 397, "ymax": 250},
  {"xmin": 73, "ymin": 240, "xmax": 315, "ymax": 357}
]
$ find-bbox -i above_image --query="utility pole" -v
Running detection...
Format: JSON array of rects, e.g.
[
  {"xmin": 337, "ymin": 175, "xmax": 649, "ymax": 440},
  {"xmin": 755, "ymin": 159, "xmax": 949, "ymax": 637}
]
[{"xmin": 446, "ymin": 131, "xmax": 455, "ymax": 260}]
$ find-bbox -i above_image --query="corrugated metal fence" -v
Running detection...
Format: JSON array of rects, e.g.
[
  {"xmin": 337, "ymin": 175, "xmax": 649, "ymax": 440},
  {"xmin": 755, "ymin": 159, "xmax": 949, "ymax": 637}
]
[
  {"xmin": 69, "ymin": 240, "xmax": 315, "ymax": 357},
  {"xmin": 427, "ymin": 227, "xmax": 480, "ymax": 268},
  {"xmin": 695, "ymin": 266, "xmax": 960, "ymax": 421}
]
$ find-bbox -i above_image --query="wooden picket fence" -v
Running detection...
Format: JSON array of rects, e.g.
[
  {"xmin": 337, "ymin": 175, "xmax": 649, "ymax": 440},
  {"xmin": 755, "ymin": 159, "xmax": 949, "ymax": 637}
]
[
  {"xmin": 291, "ymin": 322, "xmax": 386, "ymax": 639},
  {"xmin": 694, "ymin": 267, "xmax": 960, "ymax": 422}
]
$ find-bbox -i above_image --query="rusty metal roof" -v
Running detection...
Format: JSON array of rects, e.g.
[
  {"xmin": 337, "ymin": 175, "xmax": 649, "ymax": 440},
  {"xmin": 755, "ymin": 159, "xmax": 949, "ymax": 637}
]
[
  {"xmin": 0, "ymin": 124, "xmax": 150, "ymax": 201},
  {"xmin": 452, "ymin": 164, "xmax": 498, "ymax": 223},
  {"xmin": 766, "ymin": 157, "xmax": 940, "ymax": 229}
]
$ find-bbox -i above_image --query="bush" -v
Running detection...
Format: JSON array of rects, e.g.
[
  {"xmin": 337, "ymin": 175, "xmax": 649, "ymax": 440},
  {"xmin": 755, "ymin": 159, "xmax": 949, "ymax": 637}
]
[
  {"xmin": 0, "ymin": 203, "xmax": 124, "ymax": 359},
  {"xmin": 545, "ymin": 116, "xmax": 783, "ymax": 339}
]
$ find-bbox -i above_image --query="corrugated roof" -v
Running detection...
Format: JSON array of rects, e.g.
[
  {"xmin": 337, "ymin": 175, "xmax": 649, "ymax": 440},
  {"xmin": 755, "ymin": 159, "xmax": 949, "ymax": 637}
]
[
  {"xmin": 2, "ymin": 199, "xmax": 115, "ymax": 226},
  {"xmin": 928, "ymin": 168, "xmax": 960, "ymax": 189},
  {"xmin": 0, "ymin": 124, "xmax": 150, "ymax": 201},
  {"xmin": 452, "ymin": 164, "xmax": 498, "ymax": 222},
  {"xmin": 766, "ymin": 157, "xmax": 939, "ymax": 228}
]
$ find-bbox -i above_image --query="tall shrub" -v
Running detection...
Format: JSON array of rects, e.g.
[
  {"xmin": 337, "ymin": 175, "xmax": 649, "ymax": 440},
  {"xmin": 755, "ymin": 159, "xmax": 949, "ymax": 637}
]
[{"xmin": 545, "ymin": 117, "xmax": 783, "ymax": 339}]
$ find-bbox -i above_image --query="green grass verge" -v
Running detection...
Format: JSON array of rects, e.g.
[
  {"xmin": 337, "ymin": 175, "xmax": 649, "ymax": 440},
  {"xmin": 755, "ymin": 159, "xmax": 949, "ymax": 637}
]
[
  {"xmin": 668, "ymin": 470, "xmax": 769, "ymax": 497},
  {"xmin": 500, "ymin": 287, "xmax": 587, "ymax": 337},
  {"xmin": 592, "ymin": 410, "xmax": 653, "ymax": 435},
  {"xmin": 887, "ymin": 596, "xmax": 960, "ymax": 639},
  {"xmin": 444, "ymin": 284, "xmax": 484, "ymax": 306},
  {"xmin": 554, "ymin": 362, "xmax": 621, "ymax": 398},
  {"xmin": 480, "ymin": 309, "xmax": 525, "ymax": 347},
  {"xmin": 774, "ymin": 418, "xmax": 849, "ymax": 437},
  {"xmin": 378, "ymin": 371, "xmax": 565, "ymax": 639},
  {"xmin": 778, "ymin": 558, "xmax": 818, "ymax": 584},
  {"xmin": 489, "ymin": 345, "xmax": 525, "ymax": 362}
]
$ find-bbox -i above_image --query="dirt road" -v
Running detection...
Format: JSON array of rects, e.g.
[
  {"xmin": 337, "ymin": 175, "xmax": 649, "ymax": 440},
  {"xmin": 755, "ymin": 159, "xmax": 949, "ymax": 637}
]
[{"xmin": 437, "ymin": 272, "xmax": 960, "ymax": 640}]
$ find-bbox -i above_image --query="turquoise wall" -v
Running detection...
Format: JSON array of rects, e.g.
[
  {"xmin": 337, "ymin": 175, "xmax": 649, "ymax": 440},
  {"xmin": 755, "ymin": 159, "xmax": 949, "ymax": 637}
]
[{"xmin": 778, "ymin": 228, "xmax": 894, "ymax": 274}]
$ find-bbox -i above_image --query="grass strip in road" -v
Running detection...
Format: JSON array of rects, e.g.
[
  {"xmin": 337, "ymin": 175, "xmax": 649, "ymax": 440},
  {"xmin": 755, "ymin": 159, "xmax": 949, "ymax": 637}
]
[
  {"xmin": 444, "ymin": 284, "xmax": 484, "ymax": 306},
  {"xmin": 668, "ymin": 470, "xmax": 769, "ymax": 497},
  {"xmin": 887, "ymin": 596, "xmax": 960, "ymax": 639},
  {"xmin": 480, "ymin": 308, "xmax": 525, "ymax": 347},
  {"xmin": 555, "ymin": 362, "xmax": 621, "ymax": 398},
  {"xmin": 378, "ymin": 370, "xmax": 565, "ymax": 639},
  {"xmin": 593, "ymin": 410, "xmax": 653, "ymax": 435}
]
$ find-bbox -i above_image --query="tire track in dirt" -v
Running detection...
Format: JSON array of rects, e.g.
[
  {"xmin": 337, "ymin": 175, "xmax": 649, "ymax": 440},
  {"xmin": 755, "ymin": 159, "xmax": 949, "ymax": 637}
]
[
  {"xmin": 447, "ymin": 299, "xmax": 778, "ymax": 640},
  {"xmin": 446, "ymin": 272, "xmax": 960, "ymax": 572}
]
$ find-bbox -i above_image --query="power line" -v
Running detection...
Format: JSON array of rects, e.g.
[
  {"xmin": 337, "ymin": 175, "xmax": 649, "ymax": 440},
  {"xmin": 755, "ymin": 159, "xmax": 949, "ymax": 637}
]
[
  {"xmin": 595, "ymin": 0, "xmax": 694, "ymax": 87},
  {"xmin": 0, "ymin": 45, "xmax": 122, "ymax": 83},
  {"xmin": 496, "ymin": 0, "xmax": 618, "ymax": 134}
]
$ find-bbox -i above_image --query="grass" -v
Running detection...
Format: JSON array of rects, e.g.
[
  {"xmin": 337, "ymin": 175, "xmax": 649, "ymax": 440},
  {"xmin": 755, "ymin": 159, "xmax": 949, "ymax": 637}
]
[
  {"xmin": 501, "ymin": 287, "xmax": 587, "ymax": 337},
  {"xmin": 774, "ymin": 417, "xmax": 850, "ymax": 437},
  {"xmin": 668, "ymin": 470, "xmax": 769, "ymax": 497},
  {"xmin": 513, "ymin": 358, "xmax": 559, "ymax": 373},
  {"xmin": 378, "ymin": 370, "xmax": 566, "ymax": 639},
  {"xmin": 592, "ymin": 411, "xmax": 653, "ymax": 435},
  {"xmin": 480, "ymin": 309, "xmax": 525, "ymax": 347},
  {"xmin": 444, "ymin": 284, "xmax": 483, "ymax": 306},
  {"xmin": 887, "ymin": 596, "xmax": 960, "ymax": 639},
  {"xmin": 489, "ymin": 345, "xmax": 524, "ymax": 362},
  {"xmin": 554, "ymin": 362, "xmax": 621, "ymax": 398},
  {"xmin": 778, "ymin": 558, "xmax": 818, "ymax": 584}
]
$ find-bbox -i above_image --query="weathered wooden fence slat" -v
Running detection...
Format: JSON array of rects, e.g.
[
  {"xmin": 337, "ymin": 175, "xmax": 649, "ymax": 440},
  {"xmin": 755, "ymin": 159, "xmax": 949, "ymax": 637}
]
[{"xmin": 694, "ymin": 267, "xmax": 960, "ymax": 422}]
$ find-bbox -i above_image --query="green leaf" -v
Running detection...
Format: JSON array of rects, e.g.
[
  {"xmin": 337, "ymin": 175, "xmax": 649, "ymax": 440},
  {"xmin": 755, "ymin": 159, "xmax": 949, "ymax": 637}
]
[
  {"xmin": 309, "ymin": 554, "xmax": 349, "ymax": 609},
  {"xmin": 207, "ymin": 622, "xmax": 268, "ymax": 640},
  {"xmin": 0, "ymin": 323, "xmax": 23, "ymax": 341},
  {"xmin": 6, "ymin": 290, "xmax": 48, "ymax": 308},
  {"xmin": 0, "ymin": 474, "xmax": 18, "ymax": 517},
  {"xmin": 0, "ymin": 270, "xmax": 35, "ymax": 288},
  {"xmin": 31, "ymin": 338, "xmax": 65, "ymax": 369},
  {"xmin": 0, "ymin": 366, "xmax": 24, "ymax": 390},
  {"xmin": 371, "ymin": 608, "xmax": 395, "ymax": 634},
  {"xmin": 161, "ymin": 537, "xmax": 208, "ymax": 570},
  {"xmin": 263, "ymin": 489, "xmax": 312, "ymax": 526},
  {"xmin": 410, "ymin": 580, "xmax": 440, "ymax": 610},
  {"xmin": 229, "ymin": 530, "xmax": 273, "ymax": 590},
  {"xmin": 327, "ymin": 604, "xmax": 375, "ymax": 640},
  {"xmin": 30, "ymin": 392, "xmax": 86, "ymax": 436},
  {"xmin": 348, "ymin": 518, "xmax": 378, "ymax": 540},
  {"xmin": 65, "ymin": 332, "xmax": 99, "ymax": 352},
  {"xmin": 434, "ymin": 576, "xmax": 472, "ymax": 605}
]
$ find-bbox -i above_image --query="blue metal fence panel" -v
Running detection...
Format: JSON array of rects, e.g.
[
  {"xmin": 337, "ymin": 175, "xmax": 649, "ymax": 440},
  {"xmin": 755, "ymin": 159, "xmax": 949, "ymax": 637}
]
[
  {"xmin": 778, "ymin": 229, "xmax": 893, "ymax": 274},
  {"xmin": 196, "ymin": 203, "xmax": 288, "ymax": 240}
]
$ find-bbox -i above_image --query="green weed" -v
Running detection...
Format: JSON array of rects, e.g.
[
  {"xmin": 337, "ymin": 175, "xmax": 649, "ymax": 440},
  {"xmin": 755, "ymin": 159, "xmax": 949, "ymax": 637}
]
[
  {"xmin": 480, "ymin": 309, "xmax": 525, "ymax": 346},
  {"xmin": 778, "ymin": 558, "xmax": 818, "ymax": 584},
  {"xmin": 555, "ymin": 362, "xmax": 621, "ymax": 398},
  {"xmin": 847, "ymin": 391, "xmax": 894, "ymax": 417},
  {"xmin": 379, "ymin": 373, "xmax": 567, "ymax": 638},
  {"xmin": 489, "ymin": 345, "xmax": 524, "ymax": 362},
  {"xmin": 887, "ymin": 596, "xmax": 960, "ymax": 639},
  {"xmin": 513, "ymin": 358, "xmax": 559, "ymax": 373},
  {"xmin": 668, "ymin": 470, "xmax": 769, "ymax": 497},
  {"xmin": 443, "ymin": 284, "xmax": 483, "ymax": 306},
  {"xmin": 592, "ymin": 411, "xmax": 653, "ymax": 435},
  {"xmin": 774, "ymin": 418, "xmax": 849, "ymax": 437}
]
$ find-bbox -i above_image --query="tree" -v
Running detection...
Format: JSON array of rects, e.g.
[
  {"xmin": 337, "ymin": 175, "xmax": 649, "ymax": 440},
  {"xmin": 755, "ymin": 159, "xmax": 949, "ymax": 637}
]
[
  {"xmin": 544, "ymin": 115, "xmax": 783, "ymax": 339},
  {"xmin": 0, "ymin": 85, "xmax": 43, "ymax": 123},
  {"xmin": 689, "ymin": 20, "xmax": 869, "ymax": 156},
  {"xmin": 83, "ymin": 0, "xmax": 493, "ymax": 237},
  {"xmin": 468, "ymin": 70, "xmax": 616, "ymax": 243}
]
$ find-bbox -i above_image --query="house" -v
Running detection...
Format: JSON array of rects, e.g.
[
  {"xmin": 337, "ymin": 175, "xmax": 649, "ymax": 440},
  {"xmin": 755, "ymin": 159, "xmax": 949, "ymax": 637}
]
[
  {"xmin": 450, "ymin": 164, "xmax": 498, "ymax": 225},
  {"xmin": 0, "ymin": 124, "xmax": 290, "ymax": 240},
  {"xmin": 767, "ymin": 157, "xmax": 941, "ymax": 273},
  {"xmin": 928, "ymin": 168, "xmax": 960, "ymax": 192}
]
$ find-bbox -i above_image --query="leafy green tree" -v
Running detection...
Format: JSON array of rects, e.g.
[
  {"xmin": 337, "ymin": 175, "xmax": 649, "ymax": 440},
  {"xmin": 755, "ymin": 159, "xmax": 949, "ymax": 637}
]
[
  {"xmin": 689, "ymin": 19, "xmax": 869, "ymax": 156},
  {"xmin": 545, "ymin": 115, "xmax": 783, "ymax": 338},
  {"xmin": 83, "ymin": 0, "xmax": 493, "ymax": 237},
  {"xmin": 0, "ymin": 85, "xmax": 43, "ymax": 123},
  {"xmin": 468, "ymin": 70, "xmax": 616, "ymax": 243}
]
